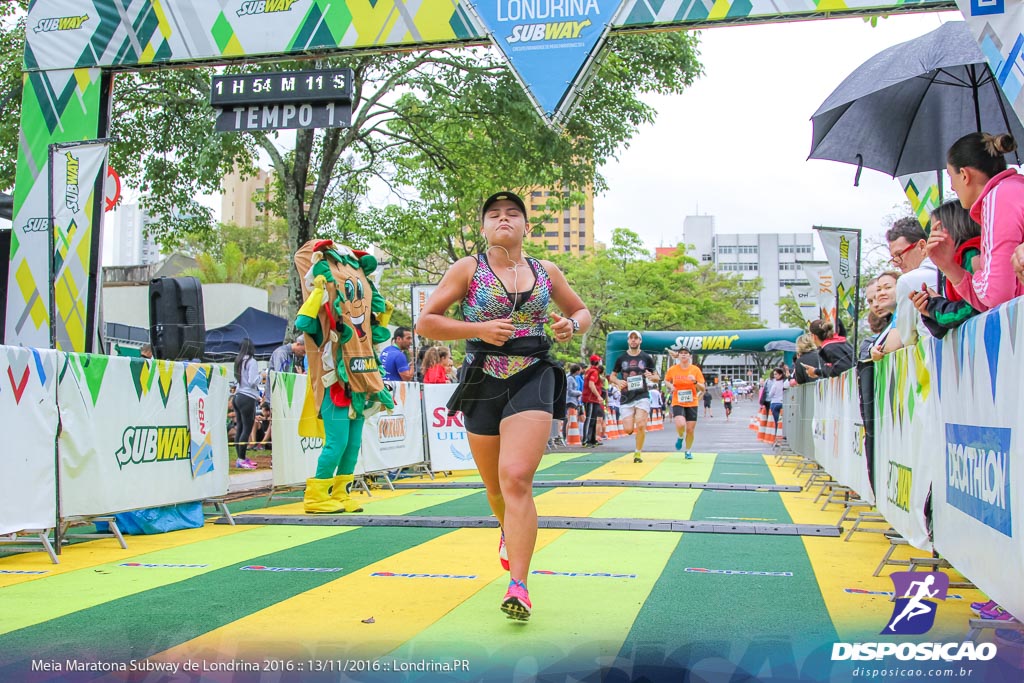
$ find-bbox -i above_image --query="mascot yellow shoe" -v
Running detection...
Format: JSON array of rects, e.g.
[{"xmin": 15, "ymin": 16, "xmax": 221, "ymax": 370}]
[
  {"xmin": 330, "ymin": 474, "xmax": 365, "ymax": 513},
  {"xmin": 303, "ymin": 478, "xmax": 344, "ymax": 514}
]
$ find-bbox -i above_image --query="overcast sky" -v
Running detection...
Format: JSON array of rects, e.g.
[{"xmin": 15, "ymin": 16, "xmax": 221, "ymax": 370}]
[{"xmin": 593, "ymin": 11, "xmax": 961, "ymax": 252}]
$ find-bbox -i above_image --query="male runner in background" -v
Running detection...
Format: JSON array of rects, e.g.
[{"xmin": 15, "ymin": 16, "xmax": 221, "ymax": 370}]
[
  {"xmin": 610, "ymin": 330, "xmax": 659, "ymax": 463},
  {"xmin": 664, "ymin": 345, "xmax": 706, "ymax": 460}
]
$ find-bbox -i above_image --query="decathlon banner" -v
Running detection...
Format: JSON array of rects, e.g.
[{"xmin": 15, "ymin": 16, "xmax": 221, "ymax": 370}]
[
  {"xmin": 185, "ymin": 364, "xmax": 229, "ymax": 479},
  {"xmin": 49, "ymin": 141, "xmax": 108, "ymax": 353},
  {"xmin": 930, "ymin": 299, "xmax": 1024, "ymax": 622},
  {"xmin": 0, "ymin": 346, "xmax": 60, "ymax": 535},
  {"xmin": 797, "ymin": 261, "xmax": 836, "ymax": 326},
  {"xmin": 269, "ymin": 371, "xmax": 320, "ymax": 487},
  {"xmin": 872, "ymin": 342, "xmax": 938, "ymax": 550},
  {"xmin": 812, "ymin": 369, "xmax": 873, "ymax": 504},
  {"xmin": 814, "ymin": 227, "xmax": 860, "ymax": 321},
  {"xmin": 358, "ymin": 382, "xmax": 424, "ymax": 474},
  {"xmin": 422, "ymin": 384, "xmax": 476, "ymax": 473},
  {"xmin": 57, "ymin": 354, "xmax": 227, "ymax": 517}
]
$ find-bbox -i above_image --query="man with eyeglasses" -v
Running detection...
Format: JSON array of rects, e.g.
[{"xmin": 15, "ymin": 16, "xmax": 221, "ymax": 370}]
[{"xmin": 881, "ymin": 217, "xmax": 938, "ymax": 354}]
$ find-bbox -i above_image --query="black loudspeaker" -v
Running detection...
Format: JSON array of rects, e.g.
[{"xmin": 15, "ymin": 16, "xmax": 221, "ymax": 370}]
[{"xmin": 149, "ymin": 276, "xmax": 206, "ymax": 360}]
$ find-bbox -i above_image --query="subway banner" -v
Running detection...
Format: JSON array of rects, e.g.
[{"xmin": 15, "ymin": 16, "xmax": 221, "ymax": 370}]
[
  {"xmin": 422, "ymin": 384, "xmax": 476, "ymax": 473},
  {"xmin": 814, "ymin": 227, "xmax": 860, "ymax": 320},
  {"xmin": 873, "ymin": 341, "xmax": 938, "ymax": 550},
  {"xmin": 0, "ymin": 346, "xmax": 60, "ymax": 535},
  {"xmin": 931, "ymin": 299, "xmax": 1023, "ymax": 622},
  {"xmin": 49, "ymin": 141, "xmax": 108, "ymax": 353},
  {"xmin": 812, "ymin": 369, "xmax": 873, "ymax": 504},
  {"xmin": 359, "ymin": 382, "xmax": 424, "ymax": 474},
  {"xmin": 269, "ymin": 371, "xmax": 319, "ymax": 487},
  {"xmin": 57, "ymin": 354, "xmax": 227, "ymax": 517},
  {"xmin": 899, "ymin": 171, "xmax": 944, "ymax": 230}
]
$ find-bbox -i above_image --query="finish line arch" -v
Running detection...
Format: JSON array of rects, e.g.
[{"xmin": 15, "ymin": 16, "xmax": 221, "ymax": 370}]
[
  {"xmin": 605, "ymin": 329, "xmax": 802, "ymax": 362},
  {"xmin": 8, "ymin": 0, "xmax": 1006, "ymax": 352}
]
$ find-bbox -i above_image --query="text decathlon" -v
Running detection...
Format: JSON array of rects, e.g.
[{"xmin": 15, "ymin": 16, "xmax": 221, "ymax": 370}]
[
  {"xmin": 831, "ymin": 642, "xmax": 996, "ymax": 662},
  {"xmin": 498, "ymin": 0, "xmax": 599, "ymax": 21},
  {"xmin": 114, "ymin": 426, "xmax": 190, "ymax": 468},
  {"xmin": 947, "ymin": 443, "xmax": 1008, "ymax": 510},
  {"xmin": 945, "ymin": 424, "xmax": 1012, "ymax": 534}
]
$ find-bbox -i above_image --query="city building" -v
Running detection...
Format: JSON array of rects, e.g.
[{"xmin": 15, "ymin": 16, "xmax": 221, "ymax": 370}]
[
  {"xmin": 107, "ymin": 201, "xmax": 161, "ymax": 267},
  {"xmin": 221, "ymin": 166, "xmax": 275, "ymax": 228},
  {"xmin": 680, "ymin": 214, "xmax": 816, "ymax": 381},
  {"xmin": 682, "ymin": 214, "xmax": 814, "ymax": 329},
  {"xmin": 525, "ymin": 186, "xmax": 594, "ymax": 255}
]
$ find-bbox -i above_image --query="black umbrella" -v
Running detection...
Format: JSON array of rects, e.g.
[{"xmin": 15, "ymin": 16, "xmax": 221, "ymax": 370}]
[{"xmin": 809, "ymin": 21, "xmax": 1024, "ymax": 179}]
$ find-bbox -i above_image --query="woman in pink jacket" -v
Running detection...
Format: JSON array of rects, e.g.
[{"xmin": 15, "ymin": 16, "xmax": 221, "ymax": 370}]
[{"xmin": 929, "ymin": 132, "xmax": 1024, "ymax": 311}]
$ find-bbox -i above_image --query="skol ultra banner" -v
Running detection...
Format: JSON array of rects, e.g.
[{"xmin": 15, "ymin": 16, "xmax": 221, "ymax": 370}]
[
  {"xmin": 269, "ymin": 371, "xmax": 320, "ymax": 487},
  {"xmin": 57, "ymin": 354, "xmax": 227, "ymax": 517},
  {"xmin": 872, "ymin": 340, "xmax": 938, "ymax": 550},
  {"xmin": 185, "ymin": 364, "xmax": 229, "ymax": 479},
  {"xmin": 797, "ymin": 261, "xmax": 837, "ymax": 325},
  {"xmin": 814, "ymin": 226, "xmax": 860, "ymax": 321},
  {"xmin": 812, "ymin": 369, "xmax": 873, "ymax": 504},
  {"xmin": 360, "ymin": 381, "xmax": 425, "ymax": 473},
  {"xmin": 0, "ymin": 346, "xmax": 60, "ymax": 535},
  {"xmin": 422, "ymin": 383, "xmax": 476, "ymax": 473},
  {"xmin": 931, "ymin": 298, "xmax": 1023, "ymax": 622}
]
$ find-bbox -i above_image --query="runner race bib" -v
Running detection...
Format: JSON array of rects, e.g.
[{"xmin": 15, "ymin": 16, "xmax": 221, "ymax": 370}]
[
  {"xmin": 676, "ymin": 389, "xmax": 694, "ymax": 404},
  {"xmin": 627, "ymin": 375, "xmax": 644, "ymax": 391}
]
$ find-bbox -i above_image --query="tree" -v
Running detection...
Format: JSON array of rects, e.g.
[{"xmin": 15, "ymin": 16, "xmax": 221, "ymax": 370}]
[
  {"xmin": 778, "ymin": 295, "xmax": 809, "ymax": 330},
  {"xmin": 179, "ymin": 243, "xmax": 284, "ymax": 289},
  {"xmin": 0, "ymin": 9, "xmax": 704, "ymax": 318},
  {"xmin": 0, "ymin": 1, "xmax": 28, "ymax": 192}
]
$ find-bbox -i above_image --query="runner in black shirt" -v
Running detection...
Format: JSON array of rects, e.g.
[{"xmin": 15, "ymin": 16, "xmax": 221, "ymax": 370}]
[{"xmin": 610, "ymin": 330, "xmax": 659, "ymax": 463}]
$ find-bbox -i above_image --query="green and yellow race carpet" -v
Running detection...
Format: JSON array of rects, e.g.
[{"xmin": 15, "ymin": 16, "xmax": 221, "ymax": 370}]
[{"xmin": 1, "ymin": 450, "xmax": 1018, "ymax": 682}]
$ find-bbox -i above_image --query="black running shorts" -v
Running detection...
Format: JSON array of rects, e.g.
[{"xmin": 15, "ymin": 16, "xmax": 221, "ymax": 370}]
[
  {"xmin": 462, "ymin": 363, "xmax": 557, "ymax": 436},
  {"xmin": 672, "ymin": 405, "xmax": 699, "ymax": 422}
]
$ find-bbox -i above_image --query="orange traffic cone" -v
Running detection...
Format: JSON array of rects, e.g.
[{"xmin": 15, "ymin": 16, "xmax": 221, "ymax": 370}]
[
  {"xmin": 566, "ymin": 408, "xmax": 582, "ymax": 446},
  {"xmin": 606, "ymin": 416, "xmax": 622, "ymax": 439},
  {"xmin": 763, "ymin": 412, "xmax": 777, "ymax": 445},
  {"xmin": 757, "ymin": 406, "xmax": 769, "ymax": 442}
]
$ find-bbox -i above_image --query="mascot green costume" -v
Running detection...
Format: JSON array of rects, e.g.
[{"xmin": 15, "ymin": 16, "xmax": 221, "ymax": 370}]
[{"xmin": 294, "ymin": 239, "xmax": 394, "ymax": 514}]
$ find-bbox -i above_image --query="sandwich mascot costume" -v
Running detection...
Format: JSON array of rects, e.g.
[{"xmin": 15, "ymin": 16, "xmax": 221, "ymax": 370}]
[{"xmin": 293, "ymin": 239, "xmax": 394, "ymax": 514}]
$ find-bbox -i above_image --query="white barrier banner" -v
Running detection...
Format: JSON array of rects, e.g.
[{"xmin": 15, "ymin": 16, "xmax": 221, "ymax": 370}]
[
  {"xmin": 0, "ymin": 346, "xmax": 60, "ymax": 534},
  {"xmin": 873, "ymin": 342, "xmax": 938, "ymax": 550},
  {"xmin": 422, "ymin": 384, "xmax": 476, "ymax": 473},
  {"xmin": 359, "ymin": 382, "xmax": 424, "ymax": 474},
  {"xmin": 58, "ymin": 354, "xmax": 227, "ymax": 517},
  {"xmin": 932, "ymin": 300, "xmax": 1023, "ymax": 621},
  {"xmin": 812, "ymin": 370, "xmax": 873, "ymax": 504},
  {"xmin": 269, "ymin": 371, "xmax": 320, "ymax": 487}
]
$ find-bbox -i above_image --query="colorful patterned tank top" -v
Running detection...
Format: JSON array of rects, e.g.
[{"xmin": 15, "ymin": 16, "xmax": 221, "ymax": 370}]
[{"xmin": 462, "ymin": 253, "xmax": 553, "ymax": 378}]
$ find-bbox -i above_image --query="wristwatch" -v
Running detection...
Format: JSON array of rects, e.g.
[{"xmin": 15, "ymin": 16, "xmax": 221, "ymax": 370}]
[{"xmin": 567, "ymin": 317, "xmax": 580, "ymax": 333}]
